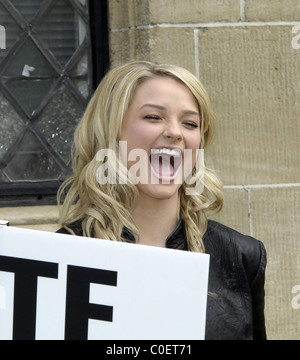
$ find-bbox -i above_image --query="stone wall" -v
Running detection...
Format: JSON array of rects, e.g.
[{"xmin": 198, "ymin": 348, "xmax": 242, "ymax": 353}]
[
  {"xmin": 109, "ymin": 0, "xmax": 300, "ymax": 340},
  {"xmin": 1, "ymin": 0, "xmax": 299, "ymax": 340}
]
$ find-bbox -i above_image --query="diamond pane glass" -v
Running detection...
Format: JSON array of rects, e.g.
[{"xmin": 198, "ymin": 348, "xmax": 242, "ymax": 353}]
[
  {"xmin": 37, "ymin": 0, "xmax": 84, "ymax": 65},
  {"xmin": 78, "ymin": 0, "xmax": 87, "ymax": 9},
  {"xmin": 0, "ymin": 94, "xmax": 24, "ymax": 160},
  {"xmin": 4, "ymin": 130, "xmax": 62, "ymax": 181},
  {"xmin": 70, "ymin": 51, "xmax": 90, "ymax": 99},
  {"xmin": 37, "ymin": 84, "xmax": 85, "ymax": 164},
  {"xmin": 1, "ymin": 38, "xmax": 58, "ymax": 116},
  {"xmin": 0, "ymin": 170, "xmax": 8, "ymax": 182},
  {"xmin": 61, "ymin": 163, "xmax": 73, "ymax": 180},
  {"xmin": 0, "ymin": 0, "xmax": 95, "ymax": 202},
  {"xmin": 0, "ymin": 3, "xmax": 22, "ymax": 61},
  {"xmin": 9, "ymin": 0, "xmax": 46, "ymax": 22}
]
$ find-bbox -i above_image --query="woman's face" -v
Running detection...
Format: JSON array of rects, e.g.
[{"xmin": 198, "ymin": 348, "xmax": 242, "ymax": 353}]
[{"xmin": 120, "ymin": 76, "xmax": 201, "ymax": 201}]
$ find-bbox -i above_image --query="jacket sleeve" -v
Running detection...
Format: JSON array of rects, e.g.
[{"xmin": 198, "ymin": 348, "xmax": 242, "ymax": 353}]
[
  {"xmin": 231, "ymin": 229, "xmax": 267, "ymax": 340},
  {"xmin": 249, "ymin": 240, "xmax": 267, "ymax": 340}
]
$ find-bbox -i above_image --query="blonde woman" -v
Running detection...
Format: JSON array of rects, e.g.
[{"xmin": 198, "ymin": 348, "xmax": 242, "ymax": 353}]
[{"xmin": 57, "ymin": 61, "xmax": 267, "ymax": 340}]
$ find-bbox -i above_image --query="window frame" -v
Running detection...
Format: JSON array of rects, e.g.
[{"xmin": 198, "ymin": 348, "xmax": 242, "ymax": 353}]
[{"xmin": 0, "ymin": 0, "xmax": 109, "ymax": 207}]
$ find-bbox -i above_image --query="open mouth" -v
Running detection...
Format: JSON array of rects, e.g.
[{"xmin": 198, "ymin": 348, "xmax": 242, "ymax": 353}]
[{"xmin": 150, "ymin": 148, "xmax": 182, "ymax": 182}]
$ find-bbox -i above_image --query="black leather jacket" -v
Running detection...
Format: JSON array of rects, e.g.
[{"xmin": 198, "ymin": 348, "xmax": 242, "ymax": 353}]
[{"xmin": 57, "ymin": 219, "xmax": 267, "ymax": 340}]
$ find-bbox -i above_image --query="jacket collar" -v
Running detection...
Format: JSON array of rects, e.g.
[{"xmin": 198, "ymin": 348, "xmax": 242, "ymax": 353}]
[{"xmin": 122, "ymin": 218, "xmax": 188, "ymax": 250}]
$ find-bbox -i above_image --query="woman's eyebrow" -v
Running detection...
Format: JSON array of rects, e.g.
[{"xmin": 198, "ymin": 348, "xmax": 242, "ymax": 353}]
[
  {"xmin": 139, "ymin": 104, "xmax": 199, "ymax": 117},
  {"xmin": 139, "ymin": 104, "xmax": 166, "ymax": 111},
  {"xmin": 182, "ymin": 110, "xmax": 200, "ymax": 117}
]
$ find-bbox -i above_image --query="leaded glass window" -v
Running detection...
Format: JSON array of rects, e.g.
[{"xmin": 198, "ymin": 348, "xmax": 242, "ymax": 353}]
[{"xmin": 0, "ymin": 0, "xmax": 108, "ymax": 206}]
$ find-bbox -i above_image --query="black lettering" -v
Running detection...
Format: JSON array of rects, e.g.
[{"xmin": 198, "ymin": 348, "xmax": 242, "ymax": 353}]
[
  {"xmin": 64, "ymin": 265, "xmax": 117, "ymax": 340},
  {"xmin": 0, "ymin": 256, "xmax": 58, "ymax": 340}
]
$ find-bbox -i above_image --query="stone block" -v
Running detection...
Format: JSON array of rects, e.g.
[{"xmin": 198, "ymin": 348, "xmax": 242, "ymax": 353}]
[
  {"xmin": 0, "ymin": 206, "xmax": 59, "ymax": 225},
  {"xmin": 251, "ymin": 186, "xmax": 300, "ymax": 340},
  {"xmin": 110, "ymin": 27, "xmax": 195, "ymax": 73},
  {"xmin": 109, "ymin": 29, "xmax": 151, "ymax": 68},
  {"xmin": 208, "ymin": 187, "xmax": 250, "ymax": 235},
  {"xmin": 197, "ymin": 26, "xmax": 300, "ymax": 185},
  {"xmin": 108, "ymin": 0, "xmax": 241, "ymax": 29},
  {"xmin": 245, "ymin": 0, "xmax": 300, "ymax": 21},
  {"xmin": 147, "ymin": 28, "xmax": 195, "ymax": 72},
  {"xmin": 15, "ymin": 223, "xmax": 60, "ymax": 232},
  {"xmin": 108, "ymin": 0, "xmax": 150, "ymax": 29},
  {"xmin": 149, "ymin": 0, "xmax": 241, "ymax": 24}
]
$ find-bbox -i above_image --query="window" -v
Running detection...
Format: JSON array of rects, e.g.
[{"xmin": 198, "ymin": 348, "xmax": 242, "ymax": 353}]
[{"xmin": 0, "ymin": 0, "xmax": 109, "ymax": 206}]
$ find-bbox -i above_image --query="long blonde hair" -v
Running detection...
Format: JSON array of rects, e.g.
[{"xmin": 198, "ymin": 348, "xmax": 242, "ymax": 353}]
[{"xmin": 57, "ymin": 61, "xmax": 223, "ymax": 252}]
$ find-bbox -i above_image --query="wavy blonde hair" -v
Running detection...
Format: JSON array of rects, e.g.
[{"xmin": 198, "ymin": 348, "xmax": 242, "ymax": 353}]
[{"xmin": 57, "ymin": 61, "xmax": 223, "ymax": 252}]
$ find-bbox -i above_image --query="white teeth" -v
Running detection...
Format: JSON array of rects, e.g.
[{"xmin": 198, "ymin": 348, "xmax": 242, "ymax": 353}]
[{"xmin": 151, "ymin": 148, "xmax": 181, "ymax": 157}]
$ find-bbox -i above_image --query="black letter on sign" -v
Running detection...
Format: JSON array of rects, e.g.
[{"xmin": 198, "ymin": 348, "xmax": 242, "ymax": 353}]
[
  {"xmin": 65, "ymin": 265, "xmax": 118, "ymax": 340},
  {"xmin": 0, "ymin": 256, "xmax": 58, "ymax": 340}
]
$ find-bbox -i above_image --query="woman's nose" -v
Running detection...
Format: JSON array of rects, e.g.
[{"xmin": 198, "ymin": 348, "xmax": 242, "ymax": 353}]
[{"xmin": 163, "ymin": 120, "xmax": 183, "ymax": 141}]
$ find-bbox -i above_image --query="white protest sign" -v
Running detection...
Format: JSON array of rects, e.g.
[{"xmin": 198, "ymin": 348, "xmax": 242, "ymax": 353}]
[{"xmin": 0, "ymin": 225, "xmax": 209, "ymax": 340}]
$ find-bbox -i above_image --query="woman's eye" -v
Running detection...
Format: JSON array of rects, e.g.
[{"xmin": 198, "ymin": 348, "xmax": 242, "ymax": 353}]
[
  {"xmin": 144, "ymin": 115, "xmax": 161, "ymax": 120},
  {"xmin": 184, "ymin": 122, "xmax": 199, "ymax": 129}
]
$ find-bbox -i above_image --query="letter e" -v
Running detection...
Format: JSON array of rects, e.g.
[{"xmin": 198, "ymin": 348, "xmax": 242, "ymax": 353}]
[{"xmin": 64, "ymin": 265, "xmax": 117, "ymax": 340}]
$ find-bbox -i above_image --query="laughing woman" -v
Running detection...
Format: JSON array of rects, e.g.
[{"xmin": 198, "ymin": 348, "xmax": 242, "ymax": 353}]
[{"xmin": 57, "ymin": 61, "xmax": 267, "ymax": 340}]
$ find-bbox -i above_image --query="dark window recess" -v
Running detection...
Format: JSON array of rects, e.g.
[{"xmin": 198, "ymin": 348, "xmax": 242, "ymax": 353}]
[{"xmin": 0, "ymin": 0, "xmax": 109, "ymax": 207}]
